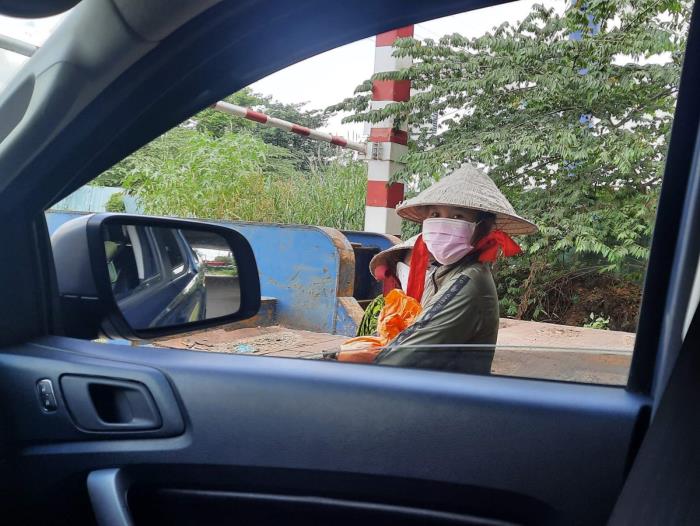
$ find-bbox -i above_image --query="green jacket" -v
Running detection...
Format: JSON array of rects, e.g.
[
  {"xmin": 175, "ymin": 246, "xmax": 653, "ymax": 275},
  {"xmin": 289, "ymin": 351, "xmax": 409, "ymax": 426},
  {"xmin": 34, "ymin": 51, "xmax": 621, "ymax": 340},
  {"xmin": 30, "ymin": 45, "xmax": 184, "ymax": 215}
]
[{"xmin": 375, "ymin": 258, "xmax": 499, "ymax": 374}]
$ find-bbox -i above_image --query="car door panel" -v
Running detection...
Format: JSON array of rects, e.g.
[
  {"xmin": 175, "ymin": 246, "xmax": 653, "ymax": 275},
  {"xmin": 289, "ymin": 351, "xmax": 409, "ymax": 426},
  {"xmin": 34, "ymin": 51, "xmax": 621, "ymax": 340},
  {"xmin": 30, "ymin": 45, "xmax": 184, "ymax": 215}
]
[
  {"xmin": 0, "ymin": 342, "xmax": 185, "ymax": 443},
  {"xmin": 2, "ymin": 336, "xmax": 648, "ymax": 525}
]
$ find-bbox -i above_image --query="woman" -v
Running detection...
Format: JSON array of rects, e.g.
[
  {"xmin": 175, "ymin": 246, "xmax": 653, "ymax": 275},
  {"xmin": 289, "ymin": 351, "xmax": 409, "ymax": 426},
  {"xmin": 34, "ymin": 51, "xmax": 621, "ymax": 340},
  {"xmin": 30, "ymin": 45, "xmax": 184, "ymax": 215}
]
[
  {"xmin": 354, "ymin": 236, "xmax": 418, "ymax": 337},
  {"xmin": 375, "ymin": 164, "xmax": 536, "ymax": 374},
  {"xmin": 369, "ymin": 235, "xmax": 418, "ymax": 294}
]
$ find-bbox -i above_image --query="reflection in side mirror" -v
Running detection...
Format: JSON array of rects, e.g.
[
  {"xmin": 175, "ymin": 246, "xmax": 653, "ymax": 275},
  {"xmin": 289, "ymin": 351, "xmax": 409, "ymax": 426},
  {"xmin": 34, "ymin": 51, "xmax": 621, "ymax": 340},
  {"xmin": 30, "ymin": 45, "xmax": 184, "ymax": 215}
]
[
  {"xmin": 102, "ymin": 224, "xmax": 241, "ymax": 331},
  {"xmin": 50, "ymin": 213, "xmax": 260, "ymax": 340}
]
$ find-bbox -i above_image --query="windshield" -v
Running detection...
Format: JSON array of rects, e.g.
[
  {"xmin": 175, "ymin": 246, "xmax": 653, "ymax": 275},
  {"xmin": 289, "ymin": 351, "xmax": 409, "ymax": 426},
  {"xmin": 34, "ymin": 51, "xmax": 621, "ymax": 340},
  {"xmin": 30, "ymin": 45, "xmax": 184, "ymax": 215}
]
[{"xmin": 0, "ymin": 13, "xmax": 66, "ymax": 92}]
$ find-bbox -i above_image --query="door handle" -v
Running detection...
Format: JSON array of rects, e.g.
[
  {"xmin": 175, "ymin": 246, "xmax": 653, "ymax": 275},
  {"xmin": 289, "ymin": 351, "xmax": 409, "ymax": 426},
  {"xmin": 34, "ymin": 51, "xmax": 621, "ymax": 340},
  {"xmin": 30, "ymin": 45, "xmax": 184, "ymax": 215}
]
[
  {"xmin": 61, "ymin": 375, "xmax": 162, "ymax": 431},
  {"xmin": 87, "ymin": 469, "xmax": 133, "ymax": 526}
]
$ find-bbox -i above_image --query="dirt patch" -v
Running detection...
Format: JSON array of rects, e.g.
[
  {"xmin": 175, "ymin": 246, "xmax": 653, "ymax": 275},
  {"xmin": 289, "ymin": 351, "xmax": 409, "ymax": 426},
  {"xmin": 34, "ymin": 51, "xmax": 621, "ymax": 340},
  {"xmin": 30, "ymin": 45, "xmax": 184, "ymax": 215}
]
[
  {"xmin": 492, "ymin": 348, "xmax": 631, "ymax": 385},
  {"xmin": 561, "ymin": 276, "xmax": 641, "ymax": 332},
  {"xmin": 155, "ymin": 325, "xmax": 347, "ymax": 359},
  {"xmin": 521, "ymin": 272, "xmax": 642, "ymax": 332},
  {"xmin": 212, "ymin": 331, "xmax": 303, "ymax": 355},
  {"xmin": 155, "ymin": 318, "xmax": 634, "ymax": 383},
  {"xmin": 498, "ymin": 318, "xmax": 634, "ymax": 350}
]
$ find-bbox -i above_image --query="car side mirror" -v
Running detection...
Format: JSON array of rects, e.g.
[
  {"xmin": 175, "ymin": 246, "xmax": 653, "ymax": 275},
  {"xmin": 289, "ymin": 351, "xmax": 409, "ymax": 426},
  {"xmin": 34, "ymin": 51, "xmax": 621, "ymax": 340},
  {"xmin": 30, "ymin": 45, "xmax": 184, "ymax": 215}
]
[{"xmin": 51, "ymin": 213, "xmax": 260, "ymax": 340}]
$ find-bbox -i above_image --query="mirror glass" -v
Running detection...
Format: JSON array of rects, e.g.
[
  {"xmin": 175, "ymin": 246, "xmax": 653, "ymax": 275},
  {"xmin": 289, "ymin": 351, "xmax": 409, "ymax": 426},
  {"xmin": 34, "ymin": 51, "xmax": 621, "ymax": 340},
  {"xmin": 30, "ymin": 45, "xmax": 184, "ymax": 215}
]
[{"xmin": 101, "ymin": 223, "xmax": 240, "ymax": 330}]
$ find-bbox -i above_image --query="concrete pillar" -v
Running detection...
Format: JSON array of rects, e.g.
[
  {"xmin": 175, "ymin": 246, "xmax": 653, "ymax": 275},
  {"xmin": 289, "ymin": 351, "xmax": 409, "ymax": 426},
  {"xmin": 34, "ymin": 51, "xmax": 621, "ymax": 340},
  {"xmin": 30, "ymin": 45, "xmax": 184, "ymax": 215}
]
[{"xmin": 364, "ymin": 26, "xmax": 413, "ymax": 235}]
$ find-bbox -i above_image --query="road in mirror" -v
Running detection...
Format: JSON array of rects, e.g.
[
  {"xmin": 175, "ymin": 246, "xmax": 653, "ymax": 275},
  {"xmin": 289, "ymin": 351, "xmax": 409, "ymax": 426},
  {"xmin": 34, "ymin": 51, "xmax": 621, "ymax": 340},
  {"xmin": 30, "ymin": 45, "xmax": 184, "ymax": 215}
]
[{"xmin": 102, "ymin": 223, "xmax": 240, "ymax": 330}]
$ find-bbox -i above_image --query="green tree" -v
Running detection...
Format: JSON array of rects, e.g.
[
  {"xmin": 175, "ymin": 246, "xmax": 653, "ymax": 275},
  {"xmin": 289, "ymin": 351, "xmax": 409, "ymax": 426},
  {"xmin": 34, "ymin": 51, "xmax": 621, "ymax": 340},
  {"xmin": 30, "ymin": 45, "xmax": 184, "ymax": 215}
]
[
  {"xmin": 330, "ymin": 0, "xmax": 690, "ymax": 326},
  {"xmin": 194, "ymin": 88, "xmax": 264, "ymax": 138},
  {"xmin": 195, "ymin": 88, "xmax": 334, "ymax": 170},
  {"xmin": 94, "ymin": 88, "xmax": 335, "ymax": 188}
]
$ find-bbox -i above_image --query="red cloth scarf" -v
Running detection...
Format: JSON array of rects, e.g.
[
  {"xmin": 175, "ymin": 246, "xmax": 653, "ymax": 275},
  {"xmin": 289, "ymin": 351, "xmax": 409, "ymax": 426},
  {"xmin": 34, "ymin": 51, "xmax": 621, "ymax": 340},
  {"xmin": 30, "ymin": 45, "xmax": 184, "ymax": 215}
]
[
  {"xmin": 373, "ymin": 264, "xmax": 402, "ymax": 295},
  {"xmin": 403, "ymin": 230, "xmax": 521, "ymax": 301},
  {"xmin": 471, "ymin": 230, "xmax": 522, "ymax": 262},
  {"xmin": 406, "ymin": 235, "xmax": 430, "ymax": 301}
]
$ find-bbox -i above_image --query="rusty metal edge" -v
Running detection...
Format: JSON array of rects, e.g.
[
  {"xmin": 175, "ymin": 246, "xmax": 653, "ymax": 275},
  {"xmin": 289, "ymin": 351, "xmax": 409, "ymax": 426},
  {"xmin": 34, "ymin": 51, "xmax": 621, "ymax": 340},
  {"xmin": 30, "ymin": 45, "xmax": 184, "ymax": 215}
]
[{"xmin": 318, "ymin": 226, "xmax": 356, "ymax": 298}]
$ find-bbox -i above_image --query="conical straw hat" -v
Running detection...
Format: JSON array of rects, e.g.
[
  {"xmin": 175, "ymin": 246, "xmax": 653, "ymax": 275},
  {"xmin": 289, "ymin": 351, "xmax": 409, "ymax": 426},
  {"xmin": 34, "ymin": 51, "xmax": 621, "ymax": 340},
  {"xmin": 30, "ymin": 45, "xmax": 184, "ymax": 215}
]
[
  {"xmin": 396, "ymin": 164, "xmax": 537, "ymax": 235},
  {"xmin": 369, "ymin": 235, "xmax": 419, "ymax": 277}
]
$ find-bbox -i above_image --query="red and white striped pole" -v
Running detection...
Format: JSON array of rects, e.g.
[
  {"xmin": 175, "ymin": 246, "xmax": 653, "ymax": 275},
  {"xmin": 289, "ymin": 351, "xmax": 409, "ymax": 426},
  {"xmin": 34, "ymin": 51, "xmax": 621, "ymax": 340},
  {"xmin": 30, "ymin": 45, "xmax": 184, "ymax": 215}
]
[
  {"xmin": 212, "ymin": 101, "xmax": 367, "ymax": 154},
  {"xmin": 364, "ymin": 26, "xmax": 413, "ymax": 235}
]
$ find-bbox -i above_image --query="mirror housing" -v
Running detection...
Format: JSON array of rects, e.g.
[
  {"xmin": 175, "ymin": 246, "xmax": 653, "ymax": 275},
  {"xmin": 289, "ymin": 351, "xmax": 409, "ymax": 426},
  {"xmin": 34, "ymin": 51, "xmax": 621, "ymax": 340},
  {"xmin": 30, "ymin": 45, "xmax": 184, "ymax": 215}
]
[
  {"xmin": 0, "ymin": 0, "xmax": 79, "ymax": 18},
  {"xmin": 51, "ymin": 213, "xmax": 260, "ymax": 340}
]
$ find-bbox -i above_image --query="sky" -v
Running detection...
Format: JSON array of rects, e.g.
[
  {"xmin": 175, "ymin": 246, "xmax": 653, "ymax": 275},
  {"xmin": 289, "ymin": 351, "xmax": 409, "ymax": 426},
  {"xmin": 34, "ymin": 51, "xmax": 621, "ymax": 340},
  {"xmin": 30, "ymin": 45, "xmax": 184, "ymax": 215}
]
[{"xmin": 0, "ymin": 0, "xmax": 563, "ymax": 138}]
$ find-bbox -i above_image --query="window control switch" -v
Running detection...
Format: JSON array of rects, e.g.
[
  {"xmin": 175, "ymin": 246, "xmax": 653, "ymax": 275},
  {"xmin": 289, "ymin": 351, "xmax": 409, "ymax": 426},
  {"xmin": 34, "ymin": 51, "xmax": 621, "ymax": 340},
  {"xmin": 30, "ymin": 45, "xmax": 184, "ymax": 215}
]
[{"xmin": 37, "ymin": 379, "xmax": 57, "ymax": 412}]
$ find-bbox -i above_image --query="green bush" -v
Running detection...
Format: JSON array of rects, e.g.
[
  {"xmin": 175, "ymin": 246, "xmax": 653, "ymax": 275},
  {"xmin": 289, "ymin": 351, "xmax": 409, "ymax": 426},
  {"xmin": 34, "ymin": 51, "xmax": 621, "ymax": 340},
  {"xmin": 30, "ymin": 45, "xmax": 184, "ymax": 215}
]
[{"xmin": 105, "ymin": 192, "xmax": 126, "ymax": 212}]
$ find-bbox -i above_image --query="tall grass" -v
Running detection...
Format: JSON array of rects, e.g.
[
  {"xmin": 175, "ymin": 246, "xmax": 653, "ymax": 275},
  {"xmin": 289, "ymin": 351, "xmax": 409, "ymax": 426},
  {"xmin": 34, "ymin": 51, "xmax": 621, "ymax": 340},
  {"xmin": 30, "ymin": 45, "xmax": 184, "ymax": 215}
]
[
  {"xmin": 272, "ymin": 159, "xmax": 366, "ymax": 230},
  {"xmin": 123, "ymin": 128, "xmax": 367, "ymax": 230}
]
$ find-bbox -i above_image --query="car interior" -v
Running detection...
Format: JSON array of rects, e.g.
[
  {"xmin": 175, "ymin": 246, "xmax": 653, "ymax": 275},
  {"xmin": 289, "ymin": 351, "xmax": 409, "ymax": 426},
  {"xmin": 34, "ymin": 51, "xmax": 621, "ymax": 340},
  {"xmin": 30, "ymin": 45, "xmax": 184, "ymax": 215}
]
[{"xmin": 0, "ymin": 0, "xmax": 699, "ymax": 525}]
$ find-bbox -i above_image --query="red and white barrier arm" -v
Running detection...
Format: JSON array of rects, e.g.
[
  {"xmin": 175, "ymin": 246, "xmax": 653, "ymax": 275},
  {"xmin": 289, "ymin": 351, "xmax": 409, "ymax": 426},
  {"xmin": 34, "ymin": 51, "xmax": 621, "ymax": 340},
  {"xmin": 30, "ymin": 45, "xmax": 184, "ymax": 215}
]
[{"xmin": 212, "ymin": 101, "xmax": 367, "ymax": 155}]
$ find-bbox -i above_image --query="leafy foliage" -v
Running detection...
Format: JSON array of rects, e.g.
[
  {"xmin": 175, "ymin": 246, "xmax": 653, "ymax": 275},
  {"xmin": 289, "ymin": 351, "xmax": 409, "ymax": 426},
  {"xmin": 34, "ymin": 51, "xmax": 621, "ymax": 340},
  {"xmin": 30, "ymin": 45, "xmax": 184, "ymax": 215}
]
[
  {"xmin": 105, "ymin": 192, "xmax": 126, "ymax": 213},
  {"xmin": 120, "ymin": 127, "xmax": 366, "ymax": 229},
  {"xmin": 194, "ymin": 88, "xmax": 335, "ymax": 170},
  {"xmin": 95, "ymin": 88, "xmax": 336, "ymax": 189},
  {"xmin": 329, "ymin": 0, "xmax": 691, "ymax": 328},
  {"xmin": 92, "ymin": 85, "xmax": 367, "ymax": 230},
  {"xmin": 583, "ymin": 313, "xmax": 611, "ymax": 330}
]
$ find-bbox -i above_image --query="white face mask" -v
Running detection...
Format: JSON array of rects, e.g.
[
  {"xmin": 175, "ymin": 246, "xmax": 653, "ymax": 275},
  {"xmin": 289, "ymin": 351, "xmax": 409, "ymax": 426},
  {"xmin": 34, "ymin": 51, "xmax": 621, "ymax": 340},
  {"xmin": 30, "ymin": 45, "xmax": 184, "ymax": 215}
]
[{"xmin": 396, "ymin": 262, "xmax": 410, "ymax": 291}]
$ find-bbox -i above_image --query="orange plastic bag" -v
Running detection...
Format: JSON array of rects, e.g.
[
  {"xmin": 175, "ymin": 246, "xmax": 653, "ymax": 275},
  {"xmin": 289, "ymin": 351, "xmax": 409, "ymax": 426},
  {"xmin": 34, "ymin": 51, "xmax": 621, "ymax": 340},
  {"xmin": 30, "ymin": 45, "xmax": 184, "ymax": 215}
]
[{"xmin": 338, "ymin": 289, "xmax": 422, "ymax": 363}]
